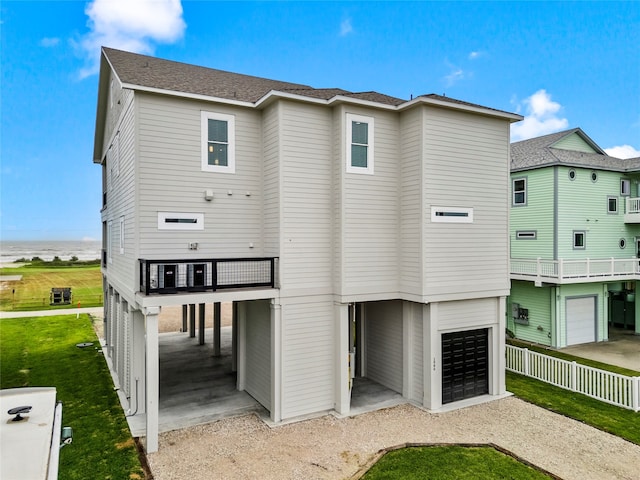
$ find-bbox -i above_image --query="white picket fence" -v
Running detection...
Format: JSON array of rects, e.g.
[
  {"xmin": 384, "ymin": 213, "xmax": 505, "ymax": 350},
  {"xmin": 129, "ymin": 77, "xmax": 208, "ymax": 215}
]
[{"xmin": 506, "ymin": 344, "xmax": 640, "ymax": 412}]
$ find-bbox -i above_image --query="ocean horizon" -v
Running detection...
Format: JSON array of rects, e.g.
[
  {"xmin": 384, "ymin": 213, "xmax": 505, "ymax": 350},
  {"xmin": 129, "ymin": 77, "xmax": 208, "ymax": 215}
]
[{"xmin": 0, "ymin": 240, "xmax": 102, "ymax": 264}]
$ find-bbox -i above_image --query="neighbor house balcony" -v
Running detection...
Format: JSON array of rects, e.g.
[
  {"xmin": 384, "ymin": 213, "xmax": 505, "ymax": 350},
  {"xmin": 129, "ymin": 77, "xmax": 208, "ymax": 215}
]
[
  {"xmin": 139, "ymin": 257, "xmax": 278, "ymax": 295},
  {"xmin": 625, "ymin": 197, "xmax": 640, "ymax": 223},
  {"xmin": 511, "ymin": 257, "xmax": 640, "ymax": 285}
]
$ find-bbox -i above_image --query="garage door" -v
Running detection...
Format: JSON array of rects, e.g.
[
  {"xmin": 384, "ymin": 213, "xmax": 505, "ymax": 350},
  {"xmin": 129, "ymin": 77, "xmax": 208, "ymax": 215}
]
[
  {"xmin": 566, "ymin": 296, "xmax": 596, "ymax": 345},
  {"xmin": 442, "ymin": 329, "xmax": 488, "ymax": 404}
]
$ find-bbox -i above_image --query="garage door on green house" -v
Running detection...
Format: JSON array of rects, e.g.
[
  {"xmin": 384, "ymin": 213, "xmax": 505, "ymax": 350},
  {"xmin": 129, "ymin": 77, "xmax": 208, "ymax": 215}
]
[{"xmin": 566, "ymin": 296, "xmax": 597, "ymax": 345}]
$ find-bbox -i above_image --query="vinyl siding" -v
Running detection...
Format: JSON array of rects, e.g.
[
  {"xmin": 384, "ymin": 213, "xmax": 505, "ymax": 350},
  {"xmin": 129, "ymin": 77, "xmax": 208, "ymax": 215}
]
[
  {"xmin": 365, "ymin": 300, "xmax": 403, "ymax": 393},
  {"xmin": 244, "ymin": 300, "xmax": 271, "ymax": 410},
  {"xmin": 552, "ymin": 133, "xmax": 598, "ymax": 153},
  {"xmin": 262, "ymin": 103, "xmax": 280, "ymax": 259},
  {"xmin": 510, "ymin": 168, "xmax": 555, "ymax": 259},
  {"xmin": 342, "ymin": 109, "xmax": 400, "ymax": 295},
  {"xmin": 281, "ymin": 298, "xmax": 334, "ymax": 418},
  {"xmin": 509, "ymin": 281, "xmax": 553, "ymax": 346},
  {"xmin": 105, "ymin": 93, "xmax": 138, "ymax": 296},
  {"xmin": 136, "ymin": 94, "xmax": 263, "ymax": 259},
  {"xmin": 557, "ymin": 167, "xmax": 640, "ymax": 259},
  {"xmin": 422, "ymin": 106, "xmax": 510, "ymax": 297},
  {"xmin": 400, "ymin": 108, "xmax": 424, "ymax": 295},
  {"xmin": 409, "ymin": 302, "xmax": 424, "ymax": 402},
  {"xmin": 279, "ymin": 101, "xmax": 333, "ymax": 295},
  {"xmin": 437, "ymin": 297, "xmax": 499, "ymax": 331}
]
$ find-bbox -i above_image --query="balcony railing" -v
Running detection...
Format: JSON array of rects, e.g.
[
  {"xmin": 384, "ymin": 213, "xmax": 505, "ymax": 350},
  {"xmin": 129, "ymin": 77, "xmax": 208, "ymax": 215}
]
[
  {"xmin": 511, "ymin": 257, "xmax": 640, "ymax": 284},
  {"xmin": 139, "ymin": 257, "xmax": 278, "ymax": 295},
  {"xmin": 625, "ymin": 197, "xmax": 640, "ymax": 223}
]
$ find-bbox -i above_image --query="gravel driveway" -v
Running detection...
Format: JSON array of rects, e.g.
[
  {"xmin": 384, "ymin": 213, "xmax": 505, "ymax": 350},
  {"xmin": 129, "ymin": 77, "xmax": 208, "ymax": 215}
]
[{"xmin": 147, "ymin": 397, "xmax": 640, "ymax": 480}]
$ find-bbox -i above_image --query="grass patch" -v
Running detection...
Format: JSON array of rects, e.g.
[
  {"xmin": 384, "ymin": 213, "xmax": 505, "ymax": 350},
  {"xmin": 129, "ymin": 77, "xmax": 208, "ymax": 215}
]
[
  {"xmin": 0, "ymin": 315, "xmax": 144, "ymax": 479},
  {"xmin": 506, "ymin": 371, "xmax": 640, "ymax": 445},
  {"xmin": 0, "ymin": 264, "xmax": 103, "ymax": 311},
  {"xmin": 361, "ymin": 445, "xmax": 552, "ymax": 479}
]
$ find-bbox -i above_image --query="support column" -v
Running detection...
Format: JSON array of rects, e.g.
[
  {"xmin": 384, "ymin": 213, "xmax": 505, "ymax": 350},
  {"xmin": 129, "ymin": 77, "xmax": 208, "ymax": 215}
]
[
  {"xmin": 402, "ymin": 301, "xmax": 414, "ymax": 399},
  {"xmin": 144, "ymin": 306, "xmax": 160, "ymax": 453},
  {"xmin": 231, "ymin": 302, "xmax": 238, "ymax": 372},
  {"xmin": 334, "ymin": 302, "xmax": 350, "ymax": 416},
  {"xmin": 270, "ymin": 300, "xmax": 282, "ymax": 423},
  {"xmin": 495, "ymin": 296, "xmax": 507, "ymax": 395},
  {"xmin": 198, "ymin": 303, "xmax": 205, "ymax": 346},
  {"xmin": 213, "ymin": 302, "xmax": 221, "ymax": 356},
  {"xmin": 182, "ymin": 304, "xmax": 188, "ymax": 333},
  {"xmin": 423, "ymin": 302, "xmax": 441, "ymax": 410},
  {"xmin": 189, "ymin": 304, "xmax": 196, "ymax": 338},
  {"xmin": 237, "ymin": 302, "xmax": 246, "ymax": 391},
  {"xmin": 131, "ymin": 310, "xmax": 146, "ymax": 415}
]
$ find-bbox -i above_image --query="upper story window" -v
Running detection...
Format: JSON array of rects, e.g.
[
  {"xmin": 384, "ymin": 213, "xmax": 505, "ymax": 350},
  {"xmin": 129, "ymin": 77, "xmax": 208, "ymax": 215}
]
[
  {"xmin": 512, "ymin": 177, "xmax": 527, "ymax": 206},
  {"xmin": 608, "ymin": 196, "xmax": 618, "ymax": 214},
  {"xmin": 621, "ymin": 178, "xmax": 631, "ymax": 196},
  {"xmin": 346, "ymin": 113, "xmax": 374, "ymax": 174},
  {"xmin": 201, "ymin": 111, "xmax": 235, "ymax": 173},
  {"xmin": 573, "ymin": 231, "xmax": 586, "ymax": 249}
]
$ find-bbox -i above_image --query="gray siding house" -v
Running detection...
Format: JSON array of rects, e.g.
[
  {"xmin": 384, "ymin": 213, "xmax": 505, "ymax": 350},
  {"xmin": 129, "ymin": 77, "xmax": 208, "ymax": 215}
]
[{"xmin": 94, "ymin": 47, "xmax": 522, "ymax": 452}]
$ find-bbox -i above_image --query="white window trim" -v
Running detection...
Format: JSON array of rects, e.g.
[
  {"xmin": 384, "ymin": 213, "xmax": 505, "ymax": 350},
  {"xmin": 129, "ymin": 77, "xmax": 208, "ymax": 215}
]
[
  {"xmin": 621, "ymin": 178, "xmax": 631, "ymax": 196},
  {"xmin": 607, "ymin": 196, "xmax": 618, "ymax": 214},
  {"xmin": 431, "ymin": 206, "xmax": 474, "ymax": 223},
  {"xmin": 516, "ymin": 230, "xmax": 537, "ymax": 240},
  {"xmin": 158, "ymin": 212, "xmax": 204, "ymax": 231},
  {"xmin": 512, "ymin": 177, "xmax": 527, "ymax": 206},
  {"xmin": 119, "ymin": 216, "xmax": 125, "ymax": 254},
  {"xmin": 346, "ymin": 113, "xmax": 374, "ymax": 175},
  {"xmin": 107, "ymin": 220, "xmax": 113, "ymax": 264},
  {"xmin": 573, "ymin": 230, "xmax": 586, "ymax": 250},
  {"xmin": 201, "ymin": 111, "xmax": 235, "ymax": 173}
]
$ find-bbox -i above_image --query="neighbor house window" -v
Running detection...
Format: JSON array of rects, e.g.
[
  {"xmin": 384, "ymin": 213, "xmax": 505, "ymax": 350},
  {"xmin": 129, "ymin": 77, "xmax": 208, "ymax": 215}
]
[
  {"xmin": 516, "ymin": 230, "xmax": 537, "ymax": 240},
  {"xmin": 512, "ymin": 177, "xmax": 527, "ymax": 206},
  {"xmin": 608, "ymin": 196, "xmax": 618, "ymax": 214},
  {"xmin": 346, "ymin": 113, "xmax": 374, "ymax": 174},
  {"xmin": 568, "ymin": 169, "xmax": 576, "ymax": 181},
  {"xmin": 108, "ymin": 220, "xmax": 113, "ymax": 263},
  {"xmin": 620, "ymin": 238, "xmax": 626, "ymax": 249},
  {"xmin": 573, "ymin": 231, "xmax": 586, "ymax": 249},
  {"xmin": 201, "ymin": 111, "xmax": 235, "ymax": 173},
  {"xmin": 591, "ymin": 171, "xmax": 598, "ymax": 182},
  {"xmin": 621, "ymin": 179, "xmax": 631, "ymax": 196}
]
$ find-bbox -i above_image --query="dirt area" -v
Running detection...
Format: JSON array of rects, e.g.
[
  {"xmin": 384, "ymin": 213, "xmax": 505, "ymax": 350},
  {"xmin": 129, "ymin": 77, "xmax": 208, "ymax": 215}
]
[{"xmin": 147, "ymin": 398, "xmax": 640, "ymax": 480}]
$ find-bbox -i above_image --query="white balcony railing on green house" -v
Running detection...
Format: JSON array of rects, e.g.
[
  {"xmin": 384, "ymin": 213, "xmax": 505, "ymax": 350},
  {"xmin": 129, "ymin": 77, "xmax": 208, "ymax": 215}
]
[
  {"xmin": 625, "ymin": 197, "xmax": 640, "ymax": 223},
  {"xmin": 511, "ymin": 257, "xmax": 640, "ymax": 284}
]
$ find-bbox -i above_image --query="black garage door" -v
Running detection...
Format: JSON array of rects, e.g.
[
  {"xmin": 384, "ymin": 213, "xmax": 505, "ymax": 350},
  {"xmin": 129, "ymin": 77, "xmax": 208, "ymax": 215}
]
[{"xmin": 442, "ymin": 328, "xmax": 488, "ymax": 404}]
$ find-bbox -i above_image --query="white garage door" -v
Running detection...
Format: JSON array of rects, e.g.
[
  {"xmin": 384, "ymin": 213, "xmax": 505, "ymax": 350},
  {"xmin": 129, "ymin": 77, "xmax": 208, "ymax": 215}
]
[{"xmin": 566, "ymin": 296, "xmax": 596, "ymax": 345}]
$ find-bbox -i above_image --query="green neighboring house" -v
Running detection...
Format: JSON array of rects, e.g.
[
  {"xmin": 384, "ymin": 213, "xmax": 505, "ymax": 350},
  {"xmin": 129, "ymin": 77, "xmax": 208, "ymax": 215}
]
[{"xmin": 509, "ymin": 128, "xmax": 640, "ymax": 347}]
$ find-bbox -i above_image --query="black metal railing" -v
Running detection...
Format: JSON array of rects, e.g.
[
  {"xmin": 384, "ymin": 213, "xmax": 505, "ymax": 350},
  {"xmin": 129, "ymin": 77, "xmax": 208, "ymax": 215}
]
[{"xmin": 139, "ymin": 257, "xmax": 278, "ymax": 295}]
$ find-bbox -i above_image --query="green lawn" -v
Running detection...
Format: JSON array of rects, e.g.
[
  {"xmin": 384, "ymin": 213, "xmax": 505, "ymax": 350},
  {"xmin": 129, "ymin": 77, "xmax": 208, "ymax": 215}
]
[
  {"xmin": 0, "ymin": 314, "xmax": 144, "ymax": 479},
  {"xmin": 0, "ymin": 264, "xmax": 103, "ymax": 311},
  {"xmin": 362, "ymin": 445, "xmax": 552, "ymax": 479}
]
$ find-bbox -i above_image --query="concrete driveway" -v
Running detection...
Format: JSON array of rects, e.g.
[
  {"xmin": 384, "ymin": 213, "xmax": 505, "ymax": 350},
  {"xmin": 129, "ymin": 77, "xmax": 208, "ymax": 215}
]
[{"xmin": 561, "ymin": 328, "xmax": 640, "ymax": 372}]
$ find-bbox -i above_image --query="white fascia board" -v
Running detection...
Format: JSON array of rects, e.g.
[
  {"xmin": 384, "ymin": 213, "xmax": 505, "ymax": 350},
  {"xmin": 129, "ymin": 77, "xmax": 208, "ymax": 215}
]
[
  {"xmin": 326, "ymin": 95, "xmax": 397, "ymax": 110},
  {"xmin": 119, "ymin": 82, "xmax": 255, "ymax": 108},
  {"xmin": 400, "ymin": 96, "xmax": 523, "ymax": 122},
  {"xmin": 255, "ymin": 91, "xmax": 397, "ymax": 111}
]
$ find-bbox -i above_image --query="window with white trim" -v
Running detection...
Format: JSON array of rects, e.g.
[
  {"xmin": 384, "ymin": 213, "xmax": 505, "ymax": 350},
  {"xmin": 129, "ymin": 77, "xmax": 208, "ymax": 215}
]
[
  {"xmin": 201, "ymin": 111, "xmax": 235, "ymax": 173},
  {"xmin": 573, "ymin": 231, "xmax": 585, "ymax": 249},
  {"xmin": 119, "ymin": 216, "xmax": 125, "ymax": 254},
  {"xmin": 431, "ymin": 206, "xmax": 473, "ymax": 223},
  {"xmin": 108, "ymin": 220, "xmax": 113, "ymax": 263},
  {"xmin": 512, "ymin": 177, "xmax": 527, "ymax": 206},
  {"xmin": 608, "ymin": 196, "xmax": 618, "ymax": 214},
  {"xmin": 158, "ymin": 212, "xmax": 204, "ymax": 230},
  {"xmin": 346, "ymin": 113, "xmax": 374, "ymax": 174},
  {"xmin": 516, "ymin": 230, "xmax": 537, "ymax": 240},
  {"xmin": 621, "ymin": 179, "xmax": 631, "ymax": 196}
]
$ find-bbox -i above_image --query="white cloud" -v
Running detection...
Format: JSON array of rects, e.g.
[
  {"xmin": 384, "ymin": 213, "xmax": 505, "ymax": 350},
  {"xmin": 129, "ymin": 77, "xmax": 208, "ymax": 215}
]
[
  {"xmin": 76, "ymin": 0, "xmax": 186, "ymax": 79},
  {"xmin": 468, "ymin": 51, "xmax": 484, "ymax": 60},
  {"xmin": 444, "ymin": 67, "xmax": 465, "ymax": 86},
  {"xmin": 340, "ymin": 18, "xmax": 353, "ymax": 36},
  {"xmin": 510, "ymin": 89, "xmax": 569, "ymax": 141},
  {"xmin": 40, "ymin": 37, "xmax": 60, "ymax": 47},
  {"xmin": 605, "ymin": 145, "xmax": 640, "ymax": 159}
]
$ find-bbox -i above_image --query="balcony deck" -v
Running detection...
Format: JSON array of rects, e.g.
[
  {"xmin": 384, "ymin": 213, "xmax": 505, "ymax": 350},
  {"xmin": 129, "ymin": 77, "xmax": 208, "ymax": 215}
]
[
  {"xmin": 511, "ymin": 257, "xmax": 640, "ymax": 285},
  {"xmin": 625, "ymin": 197, "xmax": 640, "ymax": 223},
  {"xmin": 139, "ymin": 257, "xmax": 278, "ymax": 295}
]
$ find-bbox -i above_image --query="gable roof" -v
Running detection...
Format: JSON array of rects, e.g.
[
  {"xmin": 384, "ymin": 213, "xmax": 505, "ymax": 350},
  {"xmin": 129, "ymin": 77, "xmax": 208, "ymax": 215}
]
[
  {"xmin": 511, "ymin": 128, "xmax": 640, "ymax": 173},
  {"xmin": 94, "ymin": 47, "xmax": 522, "ymax": 163}
]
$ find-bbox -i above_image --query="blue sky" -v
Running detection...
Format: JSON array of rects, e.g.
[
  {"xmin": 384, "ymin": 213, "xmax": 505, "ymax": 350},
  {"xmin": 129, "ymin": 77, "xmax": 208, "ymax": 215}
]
[{"xmin": 1, "ymin": 0, "xmax": 639, "ymax": 241}]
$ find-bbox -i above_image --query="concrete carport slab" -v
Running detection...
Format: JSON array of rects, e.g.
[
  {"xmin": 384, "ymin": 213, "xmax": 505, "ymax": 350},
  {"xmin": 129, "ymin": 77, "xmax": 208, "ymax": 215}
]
[{"xmin": 561, "ymin": 328, "xmax": 640, "ymax": 372}]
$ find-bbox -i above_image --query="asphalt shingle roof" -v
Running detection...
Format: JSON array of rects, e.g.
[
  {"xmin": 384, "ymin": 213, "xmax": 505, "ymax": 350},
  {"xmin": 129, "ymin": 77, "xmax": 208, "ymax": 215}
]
[{"xmin": 511, "ymin": 128, "xmax": 640, "ymax": 173}]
